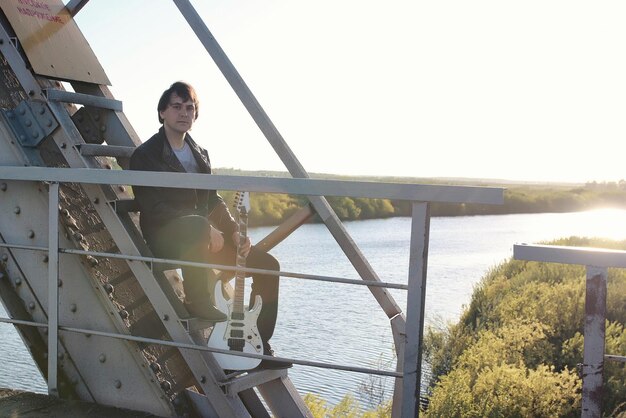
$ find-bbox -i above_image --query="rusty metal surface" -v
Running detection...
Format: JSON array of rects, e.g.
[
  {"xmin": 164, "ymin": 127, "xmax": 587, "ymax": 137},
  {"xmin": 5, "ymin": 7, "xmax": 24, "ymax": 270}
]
[{"xmin": 0, "ymin": 51, "xmax": 28, "ymax": 109}]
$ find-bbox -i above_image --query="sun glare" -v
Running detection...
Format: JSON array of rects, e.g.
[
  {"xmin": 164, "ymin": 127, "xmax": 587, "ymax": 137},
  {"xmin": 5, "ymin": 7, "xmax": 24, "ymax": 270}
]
[{"xmin": 569, "ymin": 209, "xmax": 626, "ymax": 241}]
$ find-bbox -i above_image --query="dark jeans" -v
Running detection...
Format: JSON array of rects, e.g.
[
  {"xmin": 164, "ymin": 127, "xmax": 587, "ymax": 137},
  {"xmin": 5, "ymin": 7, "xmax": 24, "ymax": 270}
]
[{"xmin": 146, "ymin": 215, "xmax": 280, "ymax": 346}]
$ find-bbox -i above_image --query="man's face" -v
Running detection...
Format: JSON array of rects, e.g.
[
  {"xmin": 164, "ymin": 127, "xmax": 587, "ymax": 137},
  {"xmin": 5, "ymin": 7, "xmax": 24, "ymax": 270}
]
[{"xmin": 159, "ymin": 92, "xmax": 196, "ymax": 134}]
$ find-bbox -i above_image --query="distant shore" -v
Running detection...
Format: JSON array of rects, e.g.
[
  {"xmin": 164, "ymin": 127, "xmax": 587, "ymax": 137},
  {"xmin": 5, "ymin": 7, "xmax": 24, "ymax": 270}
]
[{"xmin": 215, "ymin": 169, "xmax": 626, "ymax": 227}]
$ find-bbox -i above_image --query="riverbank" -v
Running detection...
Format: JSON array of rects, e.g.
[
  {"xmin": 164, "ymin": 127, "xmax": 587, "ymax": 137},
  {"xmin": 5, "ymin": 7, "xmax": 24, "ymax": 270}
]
[
  {"xmin": 215, "ymin": 169, "xmax": 626, "ymax": 226},
  {"xmin": 0, "ymin": 388, "xmax": 161, "ymax": 417}
]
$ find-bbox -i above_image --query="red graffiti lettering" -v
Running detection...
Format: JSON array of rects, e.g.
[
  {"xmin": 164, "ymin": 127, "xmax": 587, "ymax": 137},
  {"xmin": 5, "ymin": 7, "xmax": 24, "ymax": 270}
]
[
  {"xmin": 17, "ymin": 7, "xmax": 62, "ymax": 24},
  {"xmin": 17, "ymin": 0, "xmax": 51, "ymax": 11}
]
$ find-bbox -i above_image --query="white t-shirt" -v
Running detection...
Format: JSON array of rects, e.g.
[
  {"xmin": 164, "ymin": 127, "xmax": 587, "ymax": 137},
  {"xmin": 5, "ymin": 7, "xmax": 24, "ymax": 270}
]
[{"xmin": 173, "ymin": 142, "xmax": 201, "ymax": 173}]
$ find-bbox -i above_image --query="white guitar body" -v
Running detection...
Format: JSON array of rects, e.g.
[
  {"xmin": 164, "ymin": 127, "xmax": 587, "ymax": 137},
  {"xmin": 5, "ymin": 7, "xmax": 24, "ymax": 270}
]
[
  {"xmin": 208, "ymin": 282, "xmax": 263, "ymax": 370},
  {"xmin": 206, "ymin": 191, "xmax": 264, "ymax": 371}
]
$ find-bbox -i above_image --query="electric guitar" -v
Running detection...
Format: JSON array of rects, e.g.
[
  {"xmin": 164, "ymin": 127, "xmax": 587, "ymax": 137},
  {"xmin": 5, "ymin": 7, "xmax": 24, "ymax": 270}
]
[{"xmin": 207, "ymin": 191, "xmax": 263, "ymax": 370}]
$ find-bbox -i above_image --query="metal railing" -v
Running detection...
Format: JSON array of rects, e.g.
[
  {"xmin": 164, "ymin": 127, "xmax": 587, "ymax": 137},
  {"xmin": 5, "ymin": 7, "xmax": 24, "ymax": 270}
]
[
  {"xmin": 514, "ymin": 243, "xmax": 626, "ymax": 418},
  {"xmin": 0, "ymin": 165, "xmax": 503, "ymax": 417}
]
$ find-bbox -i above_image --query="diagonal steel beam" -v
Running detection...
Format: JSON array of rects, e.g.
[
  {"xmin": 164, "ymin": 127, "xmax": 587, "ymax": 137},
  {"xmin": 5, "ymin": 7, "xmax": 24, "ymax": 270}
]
[
  {"xmin": 65, "ymin": 0, "xmax": 90, "ymax": 17},
  {"xmin": 172, "ymin": 0, "xmax": 404, "ymax": 319}
]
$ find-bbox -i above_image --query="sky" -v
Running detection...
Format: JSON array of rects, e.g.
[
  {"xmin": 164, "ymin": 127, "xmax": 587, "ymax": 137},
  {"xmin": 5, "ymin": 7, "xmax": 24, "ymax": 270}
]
[{"xmin": 69, "ymin": 0, "xmax": 626, "ymax": 183}]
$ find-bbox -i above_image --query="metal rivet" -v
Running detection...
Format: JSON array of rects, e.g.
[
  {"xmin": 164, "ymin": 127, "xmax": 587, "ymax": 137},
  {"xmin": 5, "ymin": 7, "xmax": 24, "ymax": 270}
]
[
  {"xmin": 28, "ymin": 90, "xmax": 35, "ymax": 97},
  {"xmin": 39, "ymin": 107, "xmax": 45, "ymax": 115},
  {"xmin": 27, "ymin": 230, "xmax": 35, "ymax": 239},
  {"xmin": 118, "ymin": 186, "xmax": 125, "ymax": 193},
  {"xmin": 150, "ymin": 362, "xmax": 161, "ymax": 374},
  {"xmin": 28, "ymin": 302, "xmax": 35, "ymax": 310},
  {"xmin": 119, "ymin": 310, "xmax": 129, "ymax": 320},
  {"xmin": 99, "ymin": 354, "xmax": 106, "ymax": 363},
  {"xmin": 93, "ymin": 197, "xmax": 100, "ymax": 204},
  {"xmin": 94, "ymin": 114, "xmax": 100, "ymax": 121},
  {"xmin": 73, "ymin": 232, "xmax": 83, "ymax": 241},
  {"xmin": 43, "ymin": 255, "xmax": 48, "ymax": 263},
  {"xmin": 32, "ymin": 131, "xmax": 39, "ymax": 139},
  {"xmin": 6, "ymin": 111, "xmax": 13, "ymax": 119},
  {"xmin": 19, "ymin": 108, "xmax": 26, "ymax": 116},
  {"xmin": 58, "ymin": 352, "xmax": 64, "ymax": 360},
  {"xmin": 14, "ymin": 278, "xmax": 21, "ymax": 286},
  {"xmin": 114, "ymin": 380, "xmax": 122, "ymax": 389},
  {"xmin": 13, "ymin": 207, "xmax": 20, "ymax": 214},
  {"xmin": 58, "ymin": 279, "xmax": 62, "ymax": 287},
  {"xmin": 87, "ymin": 256, "xmax": 98, "ymax": 267},
  {"xmin": 100, "ymin": 125, "xmax": 106, "ymax": 133},
  {"xmin": 1, "ymin": 254, "xmax": 8, "ymax": 262},
  {"xmin": 160, "ymin": 380, "xmax": 171, "ymax": 391},
  {"xmin": 25, "ymin": 119, "xmax": 32, "ymax": 127},
  {"xmin": 46, "ymin": 120, "xmax": 53, "ymax": 127},
  {"xmin": 19, "ymin": 134, "xmax": 26, "ymax": 141},
  {"xmin": 70, "ymin": 377, "xmax": 78, "ymax": 386},
  {"xmin": 0, "ymin": 183, "xmax": 6, "ymax": 192},
  {"xmin": 0, "ymin": 273, "xmax": 4, "ymax": 280},
  {"xmin": 162, "ymin": 314, "xmax": 169, "ymax": 321},
  {"xmin": 85, "ymin": 126, "xmax": 91, "ymax": 133},
  {"xmin": 200, "ymin": 376, "xmax": 206, "ymax": 384},
  {"xmin": 60, "ymin": 143, "xmax": 67, "ymax": 149},
  {"xmin": 103, "ymin": 283, "xmax": 114, "ymax": 294},
  {"xmin": 70, "ymin": 304, "xmax": 77, "ymax": 313}
]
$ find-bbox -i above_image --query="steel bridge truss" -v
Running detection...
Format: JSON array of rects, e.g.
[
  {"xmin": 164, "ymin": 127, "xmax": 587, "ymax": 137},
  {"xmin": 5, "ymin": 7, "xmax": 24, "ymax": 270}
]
[{"xmin": 0, "ymin": 1, "xmax": 504, "ymax": 416}]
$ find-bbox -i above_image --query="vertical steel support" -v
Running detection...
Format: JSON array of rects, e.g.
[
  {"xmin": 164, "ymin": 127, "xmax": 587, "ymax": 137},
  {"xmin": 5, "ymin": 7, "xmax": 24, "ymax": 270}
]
[
  {"xmin": 47, "ymin": 182, "xmax": 60, "ymax": 396},
  {"xmin": 399, "ymin": 202, "xmax": 430, "ymax": 418},
  {"xmin": 582, "ymin": 265, "xmax": 607, "ymax": 418}
]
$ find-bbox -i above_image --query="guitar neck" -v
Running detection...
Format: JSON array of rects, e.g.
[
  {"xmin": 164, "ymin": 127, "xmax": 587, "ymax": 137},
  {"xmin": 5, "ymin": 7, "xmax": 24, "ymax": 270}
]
[{"xmin": 232, "ymin": 210, "xmax": 248, "ymax": 316}]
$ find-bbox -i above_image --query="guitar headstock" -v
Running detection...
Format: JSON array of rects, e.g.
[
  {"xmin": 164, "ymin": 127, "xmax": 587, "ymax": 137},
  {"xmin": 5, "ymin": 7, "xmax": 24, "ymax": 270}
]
[{"xmin": 233, "ymin": 191, "xmax": 250, "ymax": 215}]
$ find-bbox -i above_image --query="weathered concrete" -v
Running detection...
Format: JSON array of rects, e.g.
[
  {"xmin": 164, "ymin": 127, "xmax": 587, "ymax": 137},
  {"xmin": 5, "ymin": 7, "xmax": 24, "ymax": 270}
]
[{"xmin": 0, "ymin": 388, "xmax": 164, "ymax": 417}]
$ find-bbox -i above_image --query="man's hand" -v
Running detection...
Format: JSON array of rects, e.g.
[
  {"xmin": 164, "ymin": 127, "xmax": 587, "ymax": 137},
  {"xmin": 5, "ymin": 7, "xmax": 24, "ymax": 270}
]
[
  {"xmin": 232, "ymin": 231, "xmax": 252, "ymax": 257},
  {"xmin": 208, "ymin": 226, "xmax": 224, "ymax": 253}
]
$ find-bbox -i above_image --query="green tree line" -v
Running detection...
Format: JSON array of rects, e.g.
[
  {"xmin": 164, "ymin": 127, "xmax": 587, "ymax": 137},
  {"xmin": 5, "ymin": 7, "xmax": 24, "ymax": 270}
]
[
  {"xmin": 423, "ymin": 237, "xmax": 626, "ymax": 417},
  {"xmin": 218, "ymin": 179, "xmax": 626, "ymax": 227}
]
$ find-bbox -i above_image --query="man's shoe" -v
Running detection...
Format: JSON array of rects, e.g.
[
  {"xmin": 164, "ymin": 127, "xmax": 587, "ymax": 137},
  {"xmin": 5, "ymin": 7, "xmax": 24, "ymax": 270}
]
[
  {"xmin": 256, "ymin": 348, "xmax": 292, "ymax": 370},
  {"xmin": 186, "ymin": 302, "xmax": 227, "ymax": 322}
]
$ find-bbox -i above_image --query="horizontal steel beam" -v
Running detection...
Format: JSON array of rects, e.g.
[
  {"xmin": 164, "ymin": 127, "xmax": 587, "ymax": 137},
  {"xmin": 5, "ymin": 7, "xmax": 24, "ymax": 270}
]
[
  {"xmin": 0, "ymin": 317, "xmax": 401, "ymax": 378},
  {"xmin": 0, "ymin": 241, "xmax": 407, "ymax": 290},
  {"xmin": 46, "ymin": 90, "xmax": 123, "ymax": 112},
  {"xmin": 79, "ymin": 144, "xmax": 135, "ymax": 158},
  {"xmin": 514, "ymin": 244, "xmax": 626, "ymax": 268},
  {"xmin": 0, "ymin": 166, "xmax": 504, "ymax": 204}
]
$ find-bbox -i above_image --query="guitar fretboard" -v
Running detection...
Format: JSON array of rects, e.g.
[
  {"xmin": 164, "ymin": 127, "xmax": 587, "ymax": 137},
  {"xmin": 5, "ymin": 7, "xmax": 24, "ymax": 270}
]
[{"xmin": 232, "ymin": 199, "xmax": 248, "ymax": 316}]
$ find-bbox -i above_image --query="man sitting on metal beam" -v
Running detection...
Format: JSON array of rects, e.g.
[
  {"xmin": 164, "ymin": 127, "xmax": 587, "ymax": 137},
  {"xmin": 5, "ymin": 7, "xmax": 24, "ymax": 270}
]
[{"xmin": 130, "ymin": 81, "xmax": 290, "ymax": 370}]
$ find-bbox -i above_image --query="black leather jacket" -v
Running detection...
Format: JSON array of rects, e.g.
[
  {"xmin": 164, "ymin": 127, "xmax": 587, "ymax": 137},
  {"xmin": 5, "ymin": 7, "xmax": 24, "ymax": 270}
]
[{"xmin": 129, "ymin": 127, "xmax": 237, "ymax": 244}]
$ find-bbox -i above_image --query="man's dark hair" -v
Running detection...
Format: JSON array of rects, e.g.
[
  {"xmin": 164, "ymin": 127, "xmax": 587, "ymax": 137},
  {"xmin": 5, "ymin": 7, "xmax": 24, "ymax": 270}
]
[{"xmin": 157, "ymin": 81, "xmax": 200, "ymax": 123}]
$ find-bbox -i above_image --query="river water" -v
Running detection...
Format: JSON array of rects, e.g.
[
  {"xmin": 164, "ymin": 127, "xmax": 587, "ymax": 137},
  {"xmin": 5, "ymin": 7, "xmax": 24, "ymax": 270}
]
[{"xmin": 2, "ymin": 209, "xmax": 626, "ymax": 409}]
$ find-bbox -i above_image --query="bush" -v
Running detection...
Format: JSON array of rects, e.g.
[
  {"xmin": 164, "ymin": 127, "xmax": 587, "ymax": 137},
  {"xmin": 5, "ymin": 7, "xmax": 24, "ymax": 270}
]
[{"xmin": 424, "ymin": 237, "xmax": 626, "ymax": 416}]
